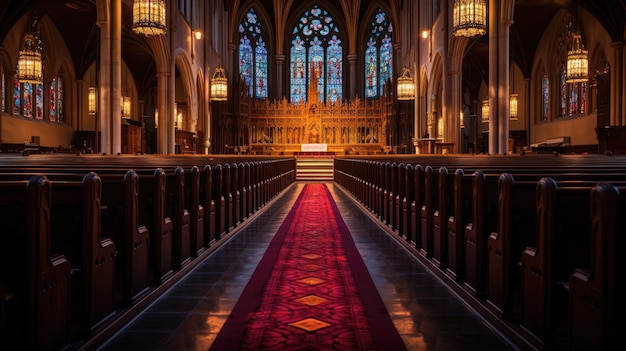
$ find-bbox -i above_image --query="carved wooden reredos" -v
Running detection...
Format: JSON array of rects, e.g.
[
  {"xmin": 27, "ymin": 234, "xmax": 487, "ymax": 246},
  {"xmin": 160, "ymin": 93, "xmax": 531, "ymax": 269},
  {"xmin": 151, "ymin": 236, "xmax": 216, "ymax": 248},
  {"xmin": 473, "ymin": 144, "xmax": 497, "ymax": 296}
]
[
  {"xmin": 212, "ymin": 73, "xmax": 413, "ymax": 156},
  {"xmin": 246, "ymin": 97, "xmax": 394, "ymax": 154}
]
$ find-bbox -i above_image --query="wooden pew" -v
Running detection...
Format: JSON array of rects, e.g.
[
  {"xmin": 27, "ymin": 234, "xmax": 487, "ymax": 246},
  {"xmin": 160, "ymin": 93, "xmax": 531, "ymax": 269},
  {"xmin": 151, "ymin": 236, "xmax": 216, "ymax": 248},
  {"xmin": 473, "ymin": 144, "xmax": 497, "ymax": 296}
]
[
  {"xmin": 464, "ymin": 170, "xmax": 498, "ymax": 299},
  {"xmin": 165, "ymin": 167, "xmax": 192, "ymax": 270},
  {"xmin": 186, "ymin": 166, "xmax": 205, "ymax": 257},
  {"xmin": 213, "ymin": 164, "xmax": 226, "ymax": 239},
  {"xmin": 230, "ymin": 163, "xmax": 241, "ymax": 228},
  {"xmin": 100, "ymin": 170, "xmax": 150, "ymax": 306},
  {"xmin": 486, "ymin": 173, "xmax": 535, "ymax": 320},
  {"xmin": 201, "ymin": 165, "xmax": 216, "ymax": 247},
  {"xmin": 520, "ymin": 177, "xmax": 594, "ymax": 346},
  {"xmin": 402, "ymin": 164, "xmax": 415, "ymax": 244},
  {"xmin": 419, "ymin": 165, "xmax": 435, "ymax": 258},
  {"xmin": 48, "ymin": 172, "xmax": 116, "ymax": 336},
  {"xmin": 568, "ymin": 183, "xmax": 626, "ymax": 351},
  {"xmin": 410, "ymin": 164, "xmax": 424, "ymax": 249},
  {"xmin": 0, "ymin": 176, "xmax": 71, "ymax": 351},
  {"xmin": 137, "ymin": 168, "xmax": 173, "ymax": 285},
  {"xmin": 395, "ymin": 163, "xmax": 406, "ymax": 237},
  {"xmin": 222, "ymin": 164, "xmax": 234, "ymax": 233},
  {"xmin": 433, "ymin": 166, "xmax": 452, "ymax": 269},
  {"xmin": 446, "ymin": 168, "xmax": 472, "ymax": 281}
]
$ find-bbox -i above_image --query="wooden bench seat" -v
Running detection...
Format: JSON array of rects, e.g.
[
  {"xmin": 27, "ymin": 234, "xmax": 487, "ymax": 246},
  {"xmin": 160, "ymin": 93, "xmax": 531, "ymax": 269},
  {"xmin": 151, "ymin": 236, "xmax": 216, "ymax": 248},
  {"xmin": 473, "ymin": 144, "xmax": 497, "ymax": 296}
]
[{"xmin": 0, "ymin": 176, "xmax": 71, "ymax": 351}]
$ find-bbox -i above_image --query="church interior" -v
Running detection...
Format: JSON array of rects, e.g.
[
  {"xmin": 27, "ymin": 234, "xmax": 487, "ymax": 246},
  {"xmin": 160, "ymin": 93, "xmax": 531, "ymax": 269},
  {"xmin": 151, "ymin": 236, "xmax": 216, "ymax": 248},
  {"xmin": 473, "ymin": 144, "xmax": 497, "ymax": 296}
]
[{"xmin": 0, "ymin": 0, "xmax": 625, "ymax": 350}]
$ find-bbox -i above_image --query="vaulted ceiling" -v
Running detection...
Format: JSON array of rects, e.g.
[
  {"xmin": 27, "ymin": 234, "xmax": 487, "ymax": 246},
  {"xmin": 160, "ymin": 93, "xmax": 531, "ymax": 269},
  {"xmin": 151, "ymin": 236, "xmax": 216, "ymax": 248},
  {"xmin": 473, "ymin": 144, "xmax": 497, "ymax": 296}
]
[{"xmin": 1, "ymin": 0, "xmax": 624, "ymax": 99}]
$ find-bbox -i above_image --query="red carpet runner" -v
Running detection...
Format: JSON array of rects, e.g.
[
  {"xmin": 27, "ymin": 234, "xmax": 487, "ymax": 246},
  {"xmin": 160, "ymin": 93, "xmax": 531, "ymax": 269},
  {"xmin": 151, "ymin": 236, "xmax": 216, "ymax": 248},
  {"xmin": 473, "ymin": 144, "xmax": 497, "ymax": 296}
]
[{"xmin": 210, "ymin": 184, "xmax": 406, "ymax": 350}]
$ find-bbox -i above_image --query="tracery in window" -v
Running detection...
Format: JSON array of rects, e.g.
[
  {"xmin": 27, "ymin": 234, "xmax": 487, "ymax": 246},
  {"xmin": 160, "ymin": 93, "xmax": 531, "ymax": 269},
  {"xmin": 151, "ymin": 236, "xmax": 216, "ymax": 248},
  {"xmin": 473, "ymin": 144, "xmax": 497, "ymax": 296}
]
[
  {"xmin": 290, "ymin": 5, "xmax": 342, "ymax": 103},
  {"xmin": 239, "ymin": 7, "xmax": 268, "ymax": 99},
  {"xmin": 365, "ymin": 8, "xmax": 393, "ymax": 98}
]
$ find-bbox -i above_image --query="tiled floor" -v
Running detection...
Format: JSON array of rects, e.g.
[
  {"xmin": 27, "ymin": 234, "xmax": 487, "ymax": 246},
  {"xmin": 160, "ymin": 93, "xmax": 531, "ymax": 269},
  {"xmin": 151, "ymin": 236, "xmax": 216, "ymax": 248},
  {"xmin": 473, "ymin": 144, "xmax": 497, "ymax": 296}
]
[{"xmin": 97, "ymin": 182, "xmax": 519, "ymax": 351}]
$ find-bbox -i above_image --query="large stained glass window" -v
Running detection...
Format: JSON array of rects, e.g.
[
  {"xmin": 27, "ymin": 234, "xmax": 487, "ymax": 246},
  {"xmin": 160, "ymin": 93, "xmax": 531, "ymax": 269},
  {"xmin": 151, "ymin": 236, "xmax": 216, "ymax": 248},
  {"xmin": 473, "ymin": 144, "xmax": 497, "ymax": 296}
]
[
  {"xmin": 365, "ymin": 8, "xmax": 393, "ymax": 98},
  {"xmin": 239, "ymin": 7, "xmax": 268, "ymax": 99},
  {"xmin": 290, "ymin": 5, "xmax": 343, "ymax": 104}
]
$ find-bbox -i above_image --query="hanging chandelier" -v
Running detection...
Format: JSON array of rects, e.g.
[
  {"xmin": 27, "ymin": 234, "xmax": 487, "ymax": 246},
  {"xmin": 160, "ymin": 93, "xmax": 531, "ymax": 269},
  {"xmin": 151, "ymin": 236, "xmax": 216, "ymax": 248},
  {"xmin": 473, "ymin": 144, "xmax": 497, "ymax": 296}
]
[
  {"xmin": 210, "ymin": 68, "xmax": 228, "ymax": 101},
  {"xmin": 452, "ymin": 0, "xmax": 487, "ymax": 37},
  {"xmin": 18, "ymin": 34, "xmax": 43, "ymax": 84},
  {"xmin": 566, "ymin": 34, "xmax": 588, "ymax": 83},
  {"xmin": 132, "ymin": 0, "xmax": 167, "ymax": 36},
  {"xmin": 396, "ymin": 67, "xmax": 415, "ymax": 101},
  {"xmin": 88, "ymin": 86, "xmax": 97, "ymax": 115}
]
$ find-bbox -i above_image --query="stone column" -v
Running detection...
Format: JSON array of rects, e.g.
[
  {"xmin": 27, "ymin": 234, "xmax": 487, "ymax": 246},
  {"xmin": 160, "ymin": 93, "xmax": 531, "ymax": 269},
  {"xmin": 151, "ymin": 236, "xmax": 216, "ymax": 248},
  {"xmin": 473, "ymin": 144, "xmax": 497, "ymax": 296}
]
[
  {"xmin": 97, "ymin": 3, "xmax": 111, "ymax": 154},
  {"xmin": 110, "ymin": 0, "xmax": 122, "ymax": 154},
  {"xmin": 275, "ymin": 54, "xmax": 285, "ymax": 99},
  {"xmin": 611, "ymin": 41, "xmax": 624, "ymax": 125},
  {"xmin": 347, "ymin": 54, "xmax": 358, "ymax": 100}
]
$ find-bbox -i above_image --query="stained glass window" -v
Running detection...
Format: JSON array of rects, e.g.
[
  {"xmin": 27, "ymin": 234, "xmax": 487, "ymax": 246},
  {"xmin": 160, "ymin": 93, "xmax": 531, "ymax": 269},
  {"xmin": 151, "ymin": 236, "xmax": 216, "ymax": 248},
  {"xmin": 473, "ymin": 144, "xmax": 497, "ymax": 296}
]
[
  {"xmin": 50, "ymin": 79, "xmax": 57, "ymax": 122},
  {"xmin": 560, "ymin": 63, "xmax": 586, "ymax": 118},
  {"xmin": 239, "ymin": 7, "xmax": 268, "ymax": 99},
  {"xmin": 23, "ymin": 83, "xmax": 33, "ymax": 118},
  {"xmin": 13, "ymin": 73, "xmax": 20, "ymax": 116},
  {"xmin": 542, "ymin": 75, "xmax": 549, "ymax": 121},
  {"xmin": 35, "ymin": 81, "xmax": 43, "ymax": 119},
  {"xmin": 1, "ymin": 67, "xmax": 5, "ymax": 113},
  {"xmin": 290, "ymin": 5, "xmax": 342, "ymax": 103},
  {"xmin": 57, "ymin": 76, "xmax": 63, "ymax": 122},
  {"xmin": 14, "ymin": 64, "xmax": 43, "ymax": 119},
  {"xmin": 365, "ymin": 8, "xmax": 393, "ymax": 98}
]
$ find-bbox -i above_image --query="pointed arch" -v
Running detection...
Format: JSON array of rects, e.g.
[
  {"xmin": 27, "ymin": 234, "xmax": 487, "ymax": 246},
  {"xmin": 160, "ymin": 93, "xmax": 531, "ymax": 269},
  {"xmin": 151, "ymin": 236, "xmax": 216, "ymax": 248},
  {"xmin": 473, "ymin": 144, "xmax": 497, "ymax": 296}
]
[
  {"xmin": 362, "ymin": 6, "xmax": 394, "ymax": 98},
  {"xmin": 237, "ymin": 5, "xmax": 271, "ymax": 99},
  {"xmin": 287, "ymin": 2, "xmax": 345, "ymax": 104}
]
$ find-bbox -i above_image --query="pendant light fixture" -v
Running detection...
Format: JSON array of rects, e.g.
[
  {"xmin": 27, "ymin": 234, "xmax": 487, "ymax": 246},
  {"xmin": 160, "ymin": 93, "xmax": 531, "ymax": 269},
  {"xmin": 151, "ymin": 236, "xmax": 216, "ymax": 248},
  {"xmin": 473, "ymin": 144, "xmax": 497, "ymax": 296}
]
[
  {"xmin": 18, "ymin": 34, "xmax": 43, "ymax": 84},
  {"xmin": 396, "ymin": 67, "xmax": 415, "ymax": 101},
  {"xmin": 132, "ymin": 0, "xmax": 167, "ymax": 36},
  {"xmin": 452, "ymin": 0, "xmax": 487, "ymax": 38},
  {"xmin": 210, "ymin": 68, "xmax": 228, "ymax": 101},
  {"xmin": 566, "ymin": 33, "xmax": 588, "ymax": 83}
]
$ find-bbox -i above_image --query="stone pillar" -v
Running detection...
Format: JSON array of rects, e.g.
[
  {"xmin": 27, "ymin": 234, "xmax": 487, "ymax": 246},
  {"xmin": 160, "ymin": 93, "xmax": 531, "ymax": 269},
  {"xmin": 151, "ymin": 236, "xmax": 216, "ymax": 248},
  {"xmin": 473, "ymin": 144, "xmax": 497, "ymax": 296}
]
[
  {"xmin": 611, "ymin": 41, "xmax": 624, "ymax": 125},
  {"xmin": 97, "ymin": 5, "xmax": 111, "ymax": 154},
  {"xmin": 488, "ymin": 0, "xmax": 513, "ymax": 155},
  {"xmin": 275, "ymin": 54, "xmax": 285, "ymax": 99},
  {"xmin": 157, "ymin": 72, "xmax": 169, "ymax": 154},
  {"xmin": 347, "ymin": 54, "xmax": 358, "ymax": 99},
  {"xmin": 448, "ymin": 71, "xmax": 462, "ymax": 153},
  {"xmin": 110, "ymin": 0, "xmax": 122, "ymax": 154}
]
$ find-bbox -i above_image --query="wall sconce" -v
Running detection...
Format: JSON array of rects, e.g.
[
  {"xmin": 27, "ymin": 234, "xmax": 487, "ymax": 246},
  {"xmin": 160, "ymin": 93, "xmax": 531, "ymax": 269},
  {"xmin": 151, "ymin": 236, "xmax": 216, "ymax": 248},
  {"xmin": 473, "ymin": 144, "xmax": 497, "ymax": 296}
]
[
  {"xmin": 132, "ymin": 0, "xmax": 167, "ymax": 36},
  {"xmin": 88, "ymin": 86, "xmax": 97, "ymax": 116},
  {"xmin": 210, "ymin": 68, "xmax": 228, "ymax": 101},
  {"xmin": 121, "ymin": 96, "xmax": 132, "ymax": 118},
  {"xmin": 194, "ymin": 30, "xmax": 202, "ymax": 40},
  {"xmin": 17, "ymin": 34, "xmax": 43, "ymax": 84},
  {"xmin": 509, "ymin": 94, "xmax": 518, "ymax": 120},
  {"xmin": 481, "ymin": 99, "xmax": 489, "ymax": 123},
  {"xmin": 396, "ymin": 67, "xmax": 415, "ymax": 101}
]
